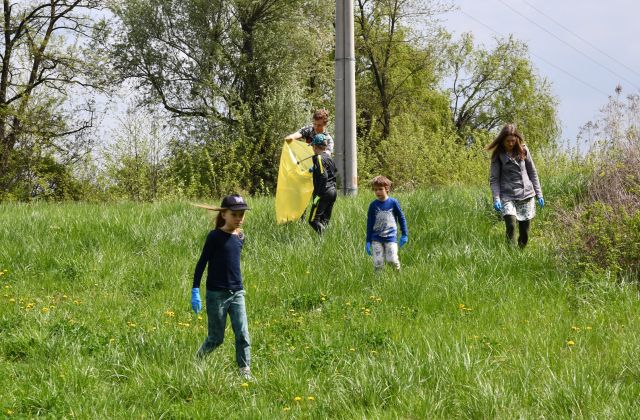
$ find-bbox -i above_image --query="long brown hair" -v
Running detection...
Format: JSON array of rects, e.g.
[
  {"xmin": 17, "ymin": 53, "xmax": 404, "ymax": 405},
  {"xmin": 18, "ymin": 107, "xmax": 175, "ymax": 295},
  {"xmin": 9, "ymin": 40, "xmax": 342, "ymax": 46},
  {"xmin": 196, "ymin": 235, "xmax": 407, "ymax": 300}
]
[
  {"xmin": 485, "ymin": 123, "xmax": 526, "ymax": 160},
  {"xmin": 215, "ymin": 210, "xmax": 226, "ymax": 229}
]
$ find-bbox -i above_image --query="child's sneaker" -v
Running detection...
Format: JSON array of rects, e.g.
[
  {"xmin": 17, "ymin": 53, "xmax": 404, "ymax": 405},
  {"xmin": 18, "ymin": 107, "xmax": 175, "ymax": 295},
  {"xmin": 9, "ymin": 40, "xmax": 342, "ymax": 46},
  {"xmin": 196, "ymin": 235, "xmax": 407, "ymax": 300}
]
[{"xmin": 239, "ymin": 367, "xmax": 253, "ymax": 381}]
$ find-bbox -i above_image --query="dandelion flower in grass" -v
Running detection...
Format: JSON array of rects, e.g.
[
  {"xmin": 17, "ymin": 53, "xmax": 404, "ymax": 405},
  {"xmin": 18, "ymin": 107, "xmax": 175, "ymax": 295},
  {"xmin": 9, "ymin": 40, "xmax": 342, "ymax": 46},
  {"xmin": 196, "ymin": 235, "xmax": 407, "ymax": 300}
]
[
  {"xmin": 307, "ymin": 396, "xmax": 315, "ymax": 401},
  {"xmin": 294, "ymin": 396, "xmax": 303, "ymax": 402},
  {"xmin": 41, "ymin": 307, "xmax": 49, "ymax": 313},
  {"xmin": 283, "ymin": 407, "xmax": 290, "ymax": 412},
  {"xmin": 5, "ymin": 409, "xmax": 13, "ymax": 415},
  {"xmin": 165, "ymin": 310, "xmax": 175, "ymax": 317},
  {"xmin": 241, "ymin": 382, "xmax": 249, "ymax": 388},
  {"xmin": 458, "ymin": 303, "xmax": 465, "ymax": 309},
  {"xmin": 9, "ymin": 298, "xmax": 15, "ymax": 303},
  {"xmin": 349, "ymin": 348, "xmax": 355, "ymax": 352},
  {"xmin": 567, "ymin": 340, "xmax": 576, "ymax": 347}
]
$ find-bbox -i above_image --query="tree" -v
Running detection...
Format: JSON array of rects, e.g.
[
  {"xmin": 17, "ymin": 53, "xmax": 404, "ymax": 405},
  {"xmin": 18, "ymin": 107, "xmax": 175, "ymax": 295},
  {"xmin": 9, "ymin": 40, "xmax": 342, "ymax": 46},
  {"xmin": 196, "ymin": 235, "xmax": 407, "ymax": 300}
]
[
  {"xmin": 108, "ymin": 0, "xmax": 334, "ymax": 193},
  {"xmin": 354, "ymin": 0, "xmax": 452, "ymax": 141},
  {"xmin": 102, "ymin": 106, "xmax": 170, "ymax": 201},
  {"xmin": 0, "ymin": 0, "xmax": 107, "ymax": 197},
  {"xmin": 445, "ymin": 34, "xmax": 559, "ymax": 147}
]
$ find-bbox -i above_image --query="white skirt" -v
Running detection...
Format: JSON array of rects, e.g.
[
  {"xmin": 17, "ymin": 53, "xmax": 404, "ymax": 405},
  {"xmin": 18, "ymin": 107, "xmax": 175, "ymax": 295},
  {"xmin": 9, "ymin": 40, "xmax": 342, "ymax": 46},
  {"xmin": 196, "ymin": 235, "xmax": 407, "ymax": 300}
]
[{"xmin": 501, "ymin": 197, "xmax": 536, "ymax": 221}]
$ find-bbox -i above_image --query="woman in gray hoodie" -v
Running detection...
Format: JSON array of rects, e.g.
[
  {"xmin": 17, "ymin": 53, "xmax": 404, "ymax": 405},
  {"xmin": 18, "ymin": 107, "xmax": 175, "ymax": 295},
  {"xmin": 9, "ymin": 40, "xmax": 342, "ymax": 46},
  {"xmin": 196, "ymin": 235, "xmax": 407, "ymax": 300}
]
[{"xmin": 487, "ymin": 124, "xmax": 544, "ymax": 248}]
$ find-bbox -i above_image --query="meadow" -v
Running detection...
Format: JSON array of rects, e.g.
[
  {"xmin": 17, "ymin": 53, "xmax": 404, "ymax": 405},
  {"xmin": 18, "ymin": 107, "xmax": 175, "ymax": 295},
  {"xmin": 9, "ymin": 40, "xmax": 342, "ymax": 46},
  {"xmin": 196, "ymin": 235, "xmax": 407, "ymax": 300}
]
[{"xmin": 2, "ymin": 182, "xmax": 640, "ymax": 418}]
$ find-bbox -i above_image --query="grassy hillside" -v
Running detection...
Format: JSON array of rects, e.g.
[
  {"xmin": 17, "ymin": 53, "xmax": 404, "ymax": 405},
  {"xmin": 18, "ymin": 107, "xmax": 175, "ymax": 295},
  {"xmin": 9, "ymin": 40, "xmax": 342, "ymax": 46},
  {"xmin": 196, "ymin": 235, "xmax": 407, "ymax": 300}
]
[{"xmin": 1, "ymin": 186, "xmax": 640, "ymax": 417}]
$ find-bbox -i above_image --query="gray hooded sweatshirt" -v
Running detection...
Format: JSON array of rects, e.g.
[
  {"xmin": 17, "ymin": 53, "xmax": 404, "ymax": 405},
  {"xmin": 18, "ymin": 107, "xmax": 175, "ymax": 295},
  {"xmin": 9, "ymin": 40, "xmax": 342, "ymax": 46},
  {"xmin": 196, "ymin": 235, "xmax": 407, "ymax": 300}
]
[{"xmin": 489, "ymin": 145, "xmax": 543, "ymax": 202}]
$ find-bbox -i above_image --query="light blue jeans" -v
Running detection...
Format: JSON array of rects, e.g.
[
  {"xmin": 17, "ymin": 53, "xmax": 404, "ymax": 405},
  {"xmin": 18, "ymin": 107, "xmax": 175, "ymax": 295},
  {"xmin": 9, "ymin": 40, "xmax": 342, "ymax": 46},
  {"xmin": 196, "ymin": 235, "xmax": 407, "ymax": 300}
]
[{"xmin": 197, "ymin": 289, "xmax": 251, "ymax": 368}]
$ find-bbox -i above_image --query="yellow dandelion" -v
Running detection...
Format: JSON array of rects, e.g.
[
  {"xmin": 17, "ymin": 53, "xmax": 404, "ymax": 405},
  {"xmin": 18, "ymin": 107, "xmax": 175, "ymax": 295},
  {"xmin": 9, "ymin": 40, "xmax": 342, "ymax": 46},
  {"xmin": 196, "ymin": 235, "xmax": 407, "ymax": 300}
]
[
  {"xmin": 458, "ymin": 303, "xmax": 466, "ymax": 309},
  {"xmin": 73, "ymin": 300, "xmax": 80, "ymax": 305},
  {"xmin": 567, "ymin": 340, "xmax": 575, "ymax": 347},
  {"xmin": 41, "ymin": 307, "xmax": 49, "ymax": 313},
  {"xmin": 5, "ymin": 409, "xmax": 13, "ymax": 415},
  {"xmin": 294, "ymin": 396, "xmax": 303, "ymax": 402},
  {"xmin": 110, "ymin": 338, "xmax": 115, "ymax": 343},
  {"xmin": 241, "ymin": 382, "xmax": 249, "ymax": 388},
  {"xmin": 283, "ymin": 407, "xmax": 290, "ymax": 412},
  {"xmin": 586, "ymin": 326, "xmax": 592, "ymax": 330},
  {"xmin": 9, "ymin": 298, "xmax": 15, "ymax": 303},
  {"xmin": 62, "ymin": 295, "xmax": 68, "ymax": 299},
  {"xmin": 165, "ymin": 310, "xmax": 175, "ymax": 317},
  {"xmin": 349, "ymin": 347, "xmax": 355, "ymax": 352},
  {"xmin": 25, "ymin": 303, "xmax": 35, "ymax": 309},
  {"xmin": 307, "ymin": 396, "xmax": 315, "ymax": 401},
  {"xmin": 571, "ymin": 326, "xmax": 580, "ymax": 331},
  {"xmin": 197, "ymin": 315, "xmax": 203, "ymax": 320}
]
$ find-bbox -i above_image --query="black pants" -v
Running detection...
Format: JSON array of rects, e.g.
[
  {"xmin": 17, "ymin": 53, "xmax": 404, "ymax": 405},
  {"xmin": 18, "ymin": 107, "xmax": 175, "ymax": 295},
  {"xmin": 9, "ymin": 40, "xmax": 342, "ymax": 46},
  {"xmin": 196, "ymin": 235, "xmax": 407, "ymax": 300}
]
[
  {"xmin": 504, "ymin": 215, "xmax": 531, "ymax": 247},
  {"xmin": 309, "ymin": 187, "xmax": 337, "ymax": 234}
]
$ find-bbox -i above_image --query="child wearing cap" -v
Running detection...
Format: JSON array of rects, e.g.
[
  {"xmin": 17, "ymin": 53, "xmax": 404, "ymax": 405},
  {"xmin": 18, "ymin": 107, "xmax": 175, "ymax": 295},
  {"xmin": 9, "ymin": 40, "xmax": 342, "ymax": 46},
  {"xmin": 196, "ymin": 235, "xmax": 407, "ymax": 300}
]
[
  {"xmin": 284, "ymin": 108, "xmax": 334, "ymax": 156},
  {"xmin": 365, "ymin": 176, "xmax": 408, "ymax": 271},
  {"xmin": 191, "ymin": 194, "xmax": 253, "ymax": 380},
  {"xmin": 308, "ymin": 133, "xmax": 337, "ymax": 233}
]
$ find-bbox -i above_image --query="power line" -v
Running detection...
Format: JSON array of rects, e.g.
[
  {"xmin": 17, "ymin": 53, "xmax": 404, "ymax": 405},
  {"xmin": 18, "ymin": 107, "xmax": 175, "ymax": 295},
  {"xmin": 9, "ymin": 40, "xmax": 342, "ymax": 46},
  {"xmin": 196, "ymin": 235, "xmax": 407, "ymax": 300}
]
[
  {"xmin": 495, "ymin": 0, "xmax": 640, "ymax": 91},
  {"xmin": 458, "ymin": 9, "xmax": 612, "ymax": 97},
  {"xmin": 520, "ymin": 0, "xmax": 640, "ymax": 80}
]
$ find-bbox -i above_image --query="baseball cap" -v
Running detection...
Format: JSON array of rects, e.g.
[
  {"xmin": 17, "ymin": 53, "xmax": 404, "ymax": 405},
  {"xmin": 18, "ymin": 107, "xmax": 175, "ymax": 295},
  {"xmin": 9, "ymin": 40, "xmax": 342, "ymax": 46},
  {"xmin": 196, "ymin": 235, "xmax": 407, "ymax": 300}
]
[
  {"xmin": 192, "ymin": 194, "xmax": 250, "ymax": 211},
  {"xmin": 311, "ymin": 133, "xmax": 327, "ymax": 146},
  {"xmin": 219, "ymin": 194, "xmax": 250, "ymax": 210}
]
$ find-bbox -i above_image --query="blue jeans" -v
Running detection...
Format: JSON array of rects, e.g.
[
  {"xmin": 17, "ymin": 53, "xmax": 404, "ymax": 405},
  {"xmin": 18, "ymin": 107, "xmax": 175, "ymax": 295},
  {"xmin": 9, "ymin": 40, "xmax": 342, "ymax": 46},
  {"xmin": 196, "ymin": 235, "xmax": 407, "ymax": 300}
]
[{"xmin": 197, "ymin": 289, "xmax": 251, "ymax": 368}]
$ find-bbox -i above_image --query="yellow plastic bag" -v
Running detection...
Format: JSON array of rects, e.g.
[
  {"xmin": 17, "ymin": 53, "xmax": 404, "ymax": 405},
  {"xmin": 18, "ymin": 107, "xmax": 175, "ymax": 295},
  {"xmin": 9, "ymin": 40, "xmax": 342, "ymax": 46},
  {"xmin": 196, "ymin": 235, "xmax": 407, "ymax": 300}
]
[{"xmin": 275, "ymin": 141, "xmax": 314, "ymax": 223}]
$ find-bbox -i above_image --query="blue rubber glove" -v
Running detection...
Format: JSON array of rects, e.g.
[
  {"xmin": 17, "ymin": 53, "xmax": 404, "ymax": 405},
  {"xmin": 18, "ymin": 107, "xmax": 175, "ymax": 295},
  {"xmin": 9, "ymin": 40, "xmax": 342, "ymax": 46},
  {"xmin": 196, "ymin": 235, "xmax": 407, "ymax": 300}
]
[
  {"xmin": 191, "ymin": 288, "xmax": 202, "ymax": 314},
  {"xmin": 399, "ymin": 234, "xmax": 408, "ymax": 248},
  {"xmin": 538, "ymin": 197, "xmax": 545, "ymax": 208},
  {"xmin": 493, "ymin": 199, "xmax": 502, "ymax": 212},
  {"xmin": 365, "ymin": 241, "xmax": 372, "ymax": 256}
]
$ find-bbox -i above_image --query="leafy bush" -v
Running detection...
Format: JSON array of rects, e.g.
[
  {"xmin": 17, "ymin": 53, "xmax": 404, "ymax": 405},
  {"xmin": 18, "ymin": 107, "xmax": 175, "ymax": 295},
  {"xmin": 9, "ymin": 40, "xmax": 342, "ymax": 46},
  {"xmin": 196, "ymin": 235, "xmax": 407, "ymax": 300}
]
[
  {"xmin": 557, "ymin": 92, "xmax": 640, "ymax": 282},
  {"xmin": 560, "ymin": 202, "xmax": 640, "ymax": 280}
]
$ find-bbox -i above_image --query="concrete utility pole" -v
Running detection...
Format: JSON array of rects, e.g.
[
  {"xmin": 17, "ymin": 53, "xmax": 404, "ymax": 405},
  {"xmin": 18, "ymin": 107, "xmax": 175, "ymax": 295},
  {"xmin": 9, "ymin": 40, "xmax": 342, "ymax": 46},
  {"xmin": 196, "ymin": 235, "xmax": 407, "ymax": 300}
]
[{"xmin": 335, "ymin": 0, "xmax": 358, "ymax": 195}]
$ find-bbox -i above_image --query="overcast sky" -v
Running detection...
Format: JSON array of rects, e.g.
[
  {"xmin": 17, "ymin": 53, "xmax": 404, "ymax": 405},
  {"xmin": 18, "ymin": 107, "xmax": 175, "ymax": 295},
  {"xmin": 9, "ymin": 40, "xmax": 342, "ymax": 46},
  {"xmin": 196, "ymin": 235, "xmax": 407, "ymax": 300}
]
[{"xmin": 441, "ymin": 0, "xmax": 640, "ymax": 147}]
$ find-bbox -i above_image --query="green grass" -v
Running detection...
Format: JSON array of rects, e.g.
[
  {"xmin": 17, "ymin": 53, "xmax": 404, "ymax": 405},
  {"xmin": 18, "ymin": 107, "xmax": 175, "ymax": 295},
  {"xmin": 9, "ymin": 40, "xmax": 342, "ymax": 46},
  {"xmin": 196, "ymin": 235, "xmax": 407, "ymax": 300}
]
[{"xmin": 1, "ymin": 186, "xmax": 640, "ymax": 418}]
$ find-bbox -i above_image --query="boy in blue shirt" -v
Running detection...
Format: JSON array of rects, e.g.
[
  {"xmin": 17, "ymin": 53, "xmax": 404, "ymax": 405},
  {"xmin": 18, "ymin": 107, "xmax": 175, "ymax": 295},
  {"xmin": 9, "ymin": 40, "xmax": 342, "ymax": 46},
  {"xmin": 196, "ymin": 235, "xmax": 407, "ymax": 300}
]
[{"xmin": 365, "ymin": 176, "xmax": 408, "ymax": 271}]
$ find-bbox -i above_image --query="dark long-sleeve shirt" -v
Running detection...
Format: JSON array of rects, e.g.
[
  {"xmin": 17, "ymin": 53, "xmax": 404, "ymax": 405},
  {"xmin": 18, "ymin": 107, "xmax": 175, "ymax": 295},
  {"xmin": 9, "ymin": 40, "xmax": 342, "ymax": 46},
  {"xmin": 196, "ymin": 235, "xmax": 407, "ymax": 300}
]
[
  {"xmin": 489, "ymin": 145, "xmax": 543, "ymax": 202},
  {"xmin": 193, "ymin": 229, "xmax": 244, "ymax": 291},
  {"xmin": 366, "ymin": 197, "xmax": 408, "ymax": 243},
  {"xmin": 311, "ymin": 153, "xmax": 337, "ymax": 196}
]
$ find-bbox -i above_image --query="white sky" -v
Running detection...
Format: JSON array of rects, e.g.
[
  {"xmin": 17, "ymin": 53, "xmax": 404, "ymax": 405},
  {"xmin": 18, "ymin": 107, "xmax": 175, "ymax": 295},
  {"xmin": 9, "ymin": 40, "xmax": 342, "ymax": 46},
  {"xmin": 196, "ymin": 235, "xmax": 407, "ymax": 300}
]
[{"xmin": 441, "ymin": 0, "xmax": 640, "ymax": 148}]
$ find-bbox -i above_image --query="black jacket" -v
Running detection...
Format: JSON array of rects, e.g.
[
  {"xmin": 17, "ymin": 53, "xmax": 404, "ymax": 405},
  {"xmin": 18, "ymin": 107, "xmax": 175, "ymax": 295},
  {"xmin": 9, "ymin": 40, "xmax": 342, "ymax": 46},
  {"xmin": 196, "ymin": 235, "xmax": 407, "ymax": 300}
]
[{"xmin": 312, "ymin": 153, "xmax": 337, "ymax": 195}]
